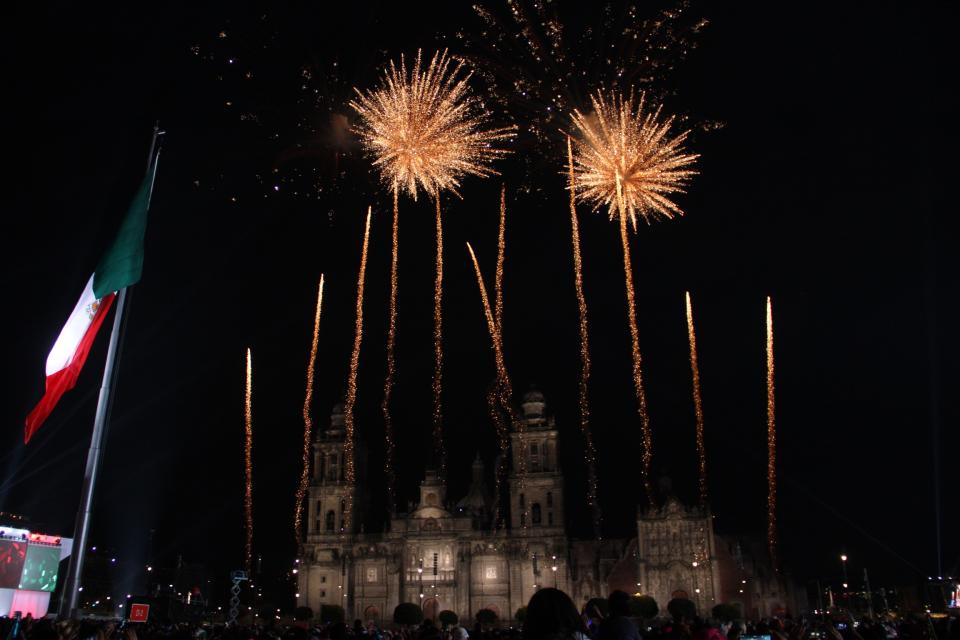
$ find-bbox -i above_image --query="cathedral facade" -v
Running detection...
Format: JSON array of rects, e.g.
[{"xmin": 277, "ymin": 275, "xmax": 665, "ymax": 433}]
[{"xmin": 296, "ymin": 390, "xmax": 805, "ymax": 625}]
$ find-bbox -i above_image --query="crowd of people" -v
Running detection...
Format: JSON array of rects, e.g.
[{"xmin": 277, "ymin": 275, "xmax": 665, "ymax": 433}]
[{"xmin": 3, "ymin": 589, "xmax": 959, "ymax": 640}]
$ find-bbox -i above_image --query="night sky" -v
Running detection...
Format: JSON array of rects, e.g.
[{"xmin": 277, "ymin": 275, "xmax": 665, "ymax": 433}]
[{"xmin": 5, "ymin": 0, "xmax": 957, "ymax": 601}]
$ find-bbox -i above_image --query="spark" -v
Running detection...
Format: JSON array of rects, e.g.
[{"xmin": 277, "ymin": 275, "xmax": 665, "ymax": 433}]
[
  {"xmin": 570, "ymin": 91, "xmax": 698, "ymax": 230},
  {"xmin": 569, "ymin": 91, "xmax": 698, "ymax": 508},
  {"xmin": 350, "ymin": 49, "xmax": 515, "ymax": 199},
  {"xmin": 295, "ymin": 275, "xmax": 324, "ymax": 541},
  {"xmin": 243, "ymin": 348, "xmax": 253, "ymax": 574},
  {"xmin": 567, "ymin": 136, "xmax": 600, "ymax": 537},
  {"xmin": 433, "ymin": 196, "xmax": 447, "ymax": 482},
  {"xmin": 766, "ymin": 295, "xmax": 777, "ymax": 570},
  {"xmin": 382, "ymin": 189, "xmax": 399, "ymax": 515},
  {"xmin": 495, "ymin": 184, "xmax": 506, "ymax": 332},
  {"xmin": 343, "ymin": 209, "xmax": 372, "ymax": 535},
  {"xmin": 685, "ymin": 291, "xmax": 708, "ymax": 506},
  {"xmin": 466, "ymin": 242, "xmax": 527, "ymax": 529}
]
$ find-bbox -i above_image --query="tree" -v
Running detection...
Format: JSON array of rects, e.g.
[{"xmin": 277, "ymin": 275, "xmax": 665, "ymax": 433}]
[
  {"xmin": 711, "ymin": 603, "xmax": 742, "ymax": 623},
  {"xmin": 476, "ymin": 608, "xmax": 499, "ymax": 628},
  {"xmin": 320, "ymin": 604, "xmax": 345, "ymax": 624},
  {"xmin": 515, "ymin": 607, "xmax": 527, "ymax": 625},
  {"xmin": 667, "ymin": 598, "xmax": 697, "ymax": 623},
  {"xmin": 294, "ymin": 606, "xmax": 314, "ymax": 622},
  {"xmin": 438, "ymin": 610, "xmax": 459, "ymax": 628},
  {"xmin": 630, "ymin": 595, "xmax": 659, "ymax": 620},
  {"xmin": 394, "ymin": 602, "xmax": 424, "ymax": 627},
  {"xmin": 585, "ymin": 598, "xmax": 610, "ymax": 619}
]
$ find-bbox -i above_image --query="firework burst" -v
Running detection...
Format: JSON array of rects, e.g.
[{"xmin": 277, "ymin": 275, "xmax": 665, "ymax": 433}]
[
  {"xmin": 569, "ymin": 91, "xmax": 697, "ymax": 508},
  {"xmin": 350, "ymin": 49, "xmax": 515, "ymax": 199},
  {"xmin": 570, "ymin": 91, "xmax": 698, "ymax": 230},
  {"xmin": 567, "ymin": 136, "xmax": 601, "ymax": 537},
  {"xmin": 295, "ymin": 276, "xmax": 324, "ymax": 542},
  {"xmin": 685, "ymin": 291, "xmax": 708, "ymax": 506},
  {"xmin": 343, "ymin": 209, "xmax": 372, "ymax": 535},
  {"xmin": 243, "ymin": 348, "xmax": 253, "ymax": 574},
  {"xmin": 766, "ymin": 296, "xmax": 777, "ymax": 570}
]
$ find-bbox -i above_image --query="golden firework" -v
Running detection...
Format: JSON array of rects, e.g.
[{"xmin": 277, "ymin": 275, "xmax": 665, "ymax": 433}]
[
  {"xmin": 382, "ymin": 190, "xmax": 399, "ymax": 515},
  {"xmin": 466, "ymin": 242, "xmax": 527, "ymax": 529},
  {"xmin": 495, "ymin": 184, "xmax": 506, "ymax": 332},
  {"xmin": 567, "ymin": 136, "xmax": 601, "ymax": 537},
  {"xmin": 244, "ymin": 348, "xmax": 253, "ymax": 574},
  {"xmin": 351, "ymin": 49, "xmax": 515, "ymax": 199},
  {"xmin": 432, "ymin": 196, "xmax": 447, "ymax": 482},
  {"xmin": 570, "ymin": 91, "xmax": 698, "ymax": 230},
  {"xmin": 685, "ymin": 291, "xmax": 708, "ymax": 506},
  {"xmin": 569, "ymin": 91, "xmax": 697, "ymax": 508},
  {"xmin": 766, "ymin": 296, "xmax": 777, "ymax": 570},
  {"xmin": 343, "ymin": 209, "xmax": 372, "ymax": 535},
  {"xmin": 294, "ymin": 276, "xmax": 324, "ymax": 542}
]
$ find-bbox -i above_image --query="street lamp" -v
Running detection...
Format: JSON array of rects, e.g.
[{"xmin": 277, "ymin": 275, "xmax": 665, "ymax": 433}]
[
  {"xmin": 840, "ymin": 554, "xmax": 849, "ymax": 608},
  {"xmin": 552, "ymin": 564, "xmax": 558, "ymax": 588}
]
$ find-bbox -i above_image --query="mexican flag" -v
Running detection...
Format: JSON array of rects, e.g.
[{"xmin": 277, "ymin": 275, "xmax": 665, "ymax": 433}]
[{"xmin": 25, "ymin": 161, "xmax": 157, "ymax": 443}]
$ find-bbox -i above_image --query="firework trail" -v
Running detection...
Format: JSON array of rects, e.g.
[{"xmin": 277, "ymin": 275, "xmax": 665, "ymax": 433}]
[
  {"xmin": 495, "ymin": 185, "xmax": 506, "ymax": 332},
  {"xmin": 381, "ymin": 189, "xmax": 399, "ymax": 515},
  {"xmin": 244, "ymin": 348, "xmax": 253, "ymax": 574},
  {"xmin": 766, "ymin": 296, "xmax": 777, "ymax": 570},
  {"xmin": 433, "ymin": 196, "xmax": 447, "ymax": 482},
  {"xmin": 566, "ymin": 136, "xmax": 601, "ymax": 537},
  {"xmin": 486, "ymin": 385, "xmax": 509, "ymax": 530},
  {"xmin": 351, "ymin": 50, "xmax": 513, "ymax": 488},
  {"xmin": 466, "ymin": 242, "xmax": 528, "ymax": 529},
  {"xmin": 343, "ymin": 209, "xmax": 372, "ymax": 535},
  {"xmin": 295, "ymin": 275, "xmax": 325, "ymax": 541},
  {"xmin": 615, "ymin": 175, "xmax": 656, "ymax": 508},
  {"xmin": 685, "ymin": 291, "xmax": 708, "ymax": 506}
]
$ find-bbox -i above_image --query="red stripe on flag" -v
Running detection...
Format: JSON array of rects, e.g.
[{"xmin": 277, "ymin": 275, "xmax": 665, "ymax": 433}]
[{"xmin": 25, "ymin": 293, "xmax": 116, "ymax": 444}]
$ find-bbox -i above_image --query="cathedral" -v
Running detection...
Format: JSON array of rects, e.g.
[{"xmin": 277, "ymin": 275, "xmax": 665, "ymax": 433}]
[{"xmin": 296, "ymin": 389, "xmax": 805, "ymax": 625}]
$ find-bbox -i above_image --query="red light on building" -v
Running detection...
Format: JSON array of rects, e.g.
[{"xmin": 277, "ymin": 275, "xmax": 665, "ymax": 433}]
[{"xmin": 27, "ymin": 533, "xmax": 61, "ymax": 545}]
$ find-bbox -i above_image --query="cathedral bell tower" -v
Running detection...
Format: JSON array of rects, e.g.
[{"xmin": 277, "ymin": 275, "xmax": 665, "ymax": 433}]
[
  {"xmin": 508, "ymin": 388, "xmax": 565, "ymax": 532},
  {"xmin": 307, "ymin": 404, "xmax": 361, "ymax": 537}
]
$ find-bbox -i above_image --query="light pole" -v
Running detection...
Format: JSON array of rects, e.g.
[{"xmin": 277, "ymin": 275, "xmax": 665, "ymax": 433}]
[{"xmin": 840, "ymin": 554, "xmax": 849, "ymax": 608}]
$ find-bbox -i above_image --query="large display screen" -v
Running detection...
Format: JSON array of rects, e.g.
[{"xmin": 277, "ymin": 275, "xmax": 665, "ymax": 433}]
[
  {"xmin": 0, "ymin": 540, "xmax": 28, "ymax": 589},
  {"xmin": 19, "ymin": 545, "xmax": 61, "ymax": 592}
]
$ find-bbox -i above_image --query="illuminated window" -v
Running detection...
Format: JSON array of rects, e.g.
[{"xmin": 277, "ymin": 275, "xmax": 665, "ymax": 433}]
[
  {"xmin": 366, "ymin": 568, "xmax": 378, "ymax": 582},
  {"xmin": 485, "ymin": 566, "xmax": 497, "ymax": 580}
]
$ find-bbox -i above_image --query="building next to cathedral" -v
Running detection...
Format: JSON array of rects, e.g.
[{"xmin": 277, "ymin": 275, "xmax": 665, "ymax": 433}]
[{"xmin": 297, "ymin": 389, "xmax": 806, "ymax": 625}]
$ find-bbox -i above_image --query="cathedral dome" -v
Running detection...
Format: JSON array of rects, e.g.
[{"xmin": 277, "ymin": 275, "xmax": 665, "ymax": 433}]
[{"xmin": 521, "ymin": 387, "xmax": 546, "ymax": 420}]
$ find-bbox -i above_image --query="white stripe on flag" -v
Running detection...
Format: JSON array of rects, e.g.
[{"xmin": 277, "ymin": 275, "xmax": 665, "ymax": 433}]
[{"xmin": 45, "ymin": 275, "xmax": 102, "ymax": 375}]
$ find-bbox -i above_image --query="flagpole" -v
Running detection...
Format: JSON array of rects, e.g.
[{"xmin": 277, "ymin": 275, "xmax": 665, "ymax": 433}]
[{"xmin": 60, "ymin": 123, "xmax": 164, "ymax": 618}]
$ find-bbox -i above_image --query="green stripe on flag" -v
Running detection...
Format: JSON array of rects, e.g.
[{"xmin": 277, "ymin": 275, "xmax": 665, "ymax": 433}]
[{"xmin": 92, "ymin": 161, "xmax": 157, "ymax": 298}]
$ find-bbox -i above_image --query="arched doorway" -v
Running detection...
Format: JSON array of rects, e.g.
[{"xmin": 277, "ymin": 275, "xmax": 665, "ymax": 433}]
[
  {"xmin": 423, "ymin": 598, "xmax": 440, "ymax": 621},
  {"xmin": 363, "ymin": 605, "xmax": 381, "ymax": 625}
]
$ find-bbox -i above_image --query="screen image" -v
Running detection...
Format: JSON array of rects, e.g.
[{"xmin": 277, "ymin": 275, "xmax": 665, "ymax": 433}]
[
  {"xmin": 0, "ymin": 540, "xmax": 28, "ymax": 588},
  {"xmin": 19, "ymin": 545, "xmax": 61, "ymax": 592}
]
